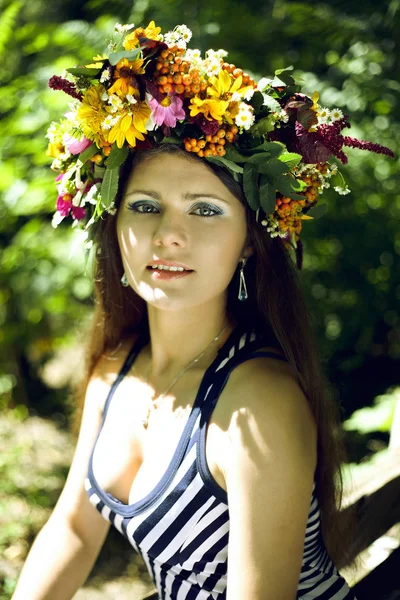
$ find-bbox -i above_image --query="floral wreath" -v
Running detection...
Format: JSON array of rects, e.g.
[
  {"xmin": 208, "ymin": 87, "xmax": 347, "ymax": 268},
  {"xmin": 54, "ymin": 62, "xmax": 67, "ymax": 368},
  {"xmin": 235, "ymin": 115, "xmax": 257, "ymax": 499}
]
[{"xmin": 46, "ymin": 21, "xmax": 394, "ymax": 267}]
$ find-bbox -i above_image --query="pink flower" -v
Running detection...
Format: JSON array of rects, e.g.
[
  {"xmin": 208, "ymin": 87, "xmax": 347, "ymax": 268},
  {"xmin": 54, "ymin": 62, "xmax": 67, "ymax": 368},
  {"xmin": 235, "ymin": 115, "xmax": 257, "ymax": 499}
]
[
  {"xmin": 71, "ymin": 206, "xmax": 86, "ymax": 220},
  {"xmin": 57, "ymin": 195, "xmax": 72, "ymax": 216},
  {"xmin": 148, "ymin": 94, "xmax": 186, "ymax": 127},
  {"xmin": 64, "ymin": 135, "xmax": 92, "ymax": 155}
]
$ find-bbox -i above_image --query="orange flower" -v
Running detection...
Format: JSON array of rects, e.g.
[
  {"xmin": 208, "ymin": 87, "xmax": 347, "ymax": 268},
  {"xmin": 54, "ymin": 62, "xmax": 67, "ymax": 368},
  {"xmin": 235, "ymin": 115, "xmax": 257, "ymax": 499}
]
[
  {"xmin": 123, "ymin": 21, "xmax": 162, "ymax": 50},
  {"xmin": 108, "ymin": 58, "xmax": 145, "ymax": 97}
]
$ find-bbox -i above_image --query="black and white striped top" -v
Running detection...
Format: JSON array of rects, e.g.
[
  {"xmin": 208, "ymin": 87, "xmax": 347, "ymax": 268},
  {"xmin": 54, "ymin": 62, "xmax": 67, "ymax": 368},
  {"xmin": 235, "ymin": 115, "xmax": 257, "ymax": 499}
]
[{"xmin": 85, "ymin": 324, "xmax": 357, "ymax": 599}]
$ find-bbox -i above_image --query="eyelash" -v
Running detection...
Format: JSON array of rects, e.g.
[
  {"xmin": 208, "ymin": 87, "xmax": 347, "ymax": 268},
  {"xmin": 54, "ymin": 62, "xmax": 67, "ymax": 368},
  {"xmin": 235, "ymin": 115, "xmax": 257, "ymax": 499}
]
[{"xmin": 127, "ymin": 201, "xmax": 223, "ymax": 218}]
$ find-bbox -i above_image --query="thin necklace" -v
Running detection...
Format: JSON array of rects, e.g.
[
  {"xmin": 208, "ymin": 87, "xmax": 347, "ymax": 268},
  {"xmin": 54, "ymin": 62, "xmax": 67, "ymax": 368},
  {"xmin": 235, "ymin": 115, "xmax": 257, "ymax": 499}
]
[{"xmin": 139, "ymin": 322, "xmax": 229, "ymax": 429}]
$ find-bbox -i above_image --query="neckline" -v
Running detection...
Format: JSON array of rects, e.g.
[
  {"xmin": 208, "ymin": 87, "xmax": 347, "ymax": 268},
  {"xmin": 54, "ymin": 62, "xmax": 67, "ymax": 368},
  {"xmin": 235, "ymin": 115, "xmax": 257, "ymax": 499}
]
[{"xmin": 88, "ymin": 322, "xmax": 249, "ymax": 517}]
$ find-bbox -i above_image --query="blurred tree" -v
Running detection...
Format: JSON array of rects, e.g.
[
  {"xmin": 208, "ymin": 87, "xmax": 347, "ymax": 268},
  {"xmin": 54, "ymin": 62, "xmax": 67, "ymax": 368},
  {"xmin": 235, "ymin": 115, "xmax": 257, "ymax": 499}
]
[{"xmin": 0, "ymin": 0, "xmax": 399, "ymax": 428}]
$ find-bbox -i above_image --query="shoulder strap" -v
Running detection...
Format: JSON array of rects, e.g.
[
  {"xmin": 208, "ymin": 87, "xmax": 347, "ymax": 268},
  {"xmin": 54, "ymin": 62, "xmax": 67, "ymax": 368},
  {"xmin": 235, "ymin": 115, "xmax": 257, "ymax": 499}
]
[
  {"xmin": 102, "ymin": 329, "xmax": 149, "ymax": 417},
  {"xmin": 200, "ymin": 341, "xmax": 288, "ymax": 424}
]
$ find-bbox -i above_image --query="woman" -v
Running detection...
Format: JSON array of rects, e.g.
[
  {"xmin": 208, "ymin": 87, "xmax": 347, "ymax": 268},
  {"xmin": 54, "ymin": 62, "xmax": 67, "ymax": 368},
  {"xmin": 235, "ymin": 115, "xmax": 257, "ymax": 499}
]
[{"xmin": 13, "ymin": 20, "xmax": 393, "ymax": 600}]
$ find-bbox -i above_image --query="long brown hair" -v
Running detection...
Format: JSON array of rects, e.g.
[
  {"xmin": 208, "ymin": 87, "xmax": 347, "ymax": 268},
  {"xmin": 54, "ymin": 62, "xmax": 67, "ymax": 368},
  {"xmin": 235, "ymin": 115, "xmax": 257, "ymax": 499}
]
[{"xmin": 72, "ymin": 144, "xmax": 356, "ymax": 569}]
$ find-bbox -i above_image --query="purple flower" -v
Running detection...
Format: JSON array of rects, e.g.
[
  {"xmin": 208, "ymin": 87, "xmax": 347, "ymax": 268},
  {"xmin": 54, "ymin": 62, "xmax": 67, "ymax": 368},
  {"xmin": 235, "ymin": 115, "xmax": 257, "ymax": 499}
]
[
  {"xmin": 190, "ymin": 114, "xmax": 220, "ymax": 136},
  {"xmin": 148, "ymin": 94, "xmax": 186, "ymax": 127},
  {"xmin": 56, "ymin": 196, "xmax": 72, "ymax": 216},
  {"xmin": 71, "ymin": 206, "xmax": 86, "ymax": 220}
]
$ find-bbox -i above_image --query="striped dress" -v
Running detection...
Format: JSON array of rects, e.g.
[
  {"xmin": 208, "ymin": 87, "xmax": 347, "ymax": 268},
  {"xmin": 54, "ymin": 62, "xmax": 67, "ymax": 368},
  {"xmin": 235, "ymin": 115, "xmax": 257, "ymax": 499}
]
[{"xmin": 85, "ymin": 324, "xmax": 357, "ymax": 600}]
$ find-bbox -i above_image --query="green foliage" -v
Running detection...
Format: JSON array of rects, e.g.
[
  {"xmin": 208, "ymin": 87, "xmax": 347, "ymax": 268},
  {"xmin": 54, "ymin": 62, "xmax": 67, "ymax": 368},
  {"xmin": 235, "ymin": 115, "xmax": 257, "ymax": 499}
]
[{"xmin": 343, "ymin": 387, "xmax": 399, "ymax": 434}]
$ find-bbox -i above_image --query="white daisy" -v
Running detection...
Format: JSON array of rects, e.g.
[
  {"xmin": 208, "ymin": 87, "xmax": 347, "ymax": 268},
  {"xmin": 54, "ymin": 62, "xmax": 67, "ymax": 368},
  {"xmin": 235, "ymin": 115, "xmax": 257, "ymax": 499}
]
[
  {"xmin": 331, "ymin": 108, "xmax": 344, "ymax": 121},
  {"xmin": 102, "ymin": 114, "xmax": 121, "ymax": 130},
  {"xmin": 176, "ymin": 25, "xmax": 192, "ymax": 43},
  {"xmin": 235, "ymin": 103, "xmax": 255, "ymax": 130},
  {"xmin": 100, "ymin": 68, "xmax": 111, "ymax": 83},
  {"xmin": 108, "ymin": 94, "xmax": 123, "ymax": 113}
]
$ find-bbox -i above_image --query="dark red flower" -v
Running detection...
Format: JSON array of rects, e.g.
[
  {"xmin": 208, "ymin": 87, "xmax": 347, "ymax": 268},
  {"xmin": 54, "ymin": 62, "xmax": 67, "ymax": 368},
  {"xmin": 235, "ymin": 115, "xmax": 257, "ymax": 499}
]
[{"xmin": 48, "ymin": 76, "xmax": 83, "ymax": 101}]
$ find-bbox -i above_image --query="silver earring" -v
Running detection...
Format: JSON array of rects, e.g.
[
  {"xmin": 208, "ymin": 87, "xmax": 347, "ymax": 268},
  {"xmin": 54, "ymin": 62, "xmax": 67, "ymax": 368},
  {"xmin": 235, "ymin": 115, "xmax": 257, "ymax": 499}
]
[
  {"xmin": 121, "ymin": 273, "xmax": 129, "ymax": 287},
  {"xmin": 238, "ymin": 258, "xmax": 248, "ymax": 301}
]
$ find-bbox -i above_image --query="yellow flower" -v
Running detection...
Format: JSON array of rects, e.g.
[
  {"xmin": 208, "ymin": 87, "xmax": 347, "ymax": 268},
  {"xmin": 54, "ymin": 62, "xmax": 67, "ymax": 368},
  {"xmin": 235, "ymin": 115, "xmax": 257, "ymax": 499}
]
[
  {"xmin": 108, "ymin": 101, "xmax": 151, "ymax": 148},
  {"xmin": 189, "ymin": 69, "xmax": 254, "ymax": 122},
  {"xmin": 208, "ymin": 69, "xmax": 253, "ymax": 101},
  {"xmin": 108, "ymin": 58, "xmax": 145, "ymax": 97},
  {"xmin": 77, "ymin": 85, "xmax": 108, "ymax": 145},
  {"xmin": 123, "ymin": 21, "xmax": 162, "ymax": 50},
  {"xmin": 189, "ymin": 96, "xmax": 229, "ymax": 122},
  {"xmin": 46, "ymin": 141, "xmax": 64, "ymax": 158}
]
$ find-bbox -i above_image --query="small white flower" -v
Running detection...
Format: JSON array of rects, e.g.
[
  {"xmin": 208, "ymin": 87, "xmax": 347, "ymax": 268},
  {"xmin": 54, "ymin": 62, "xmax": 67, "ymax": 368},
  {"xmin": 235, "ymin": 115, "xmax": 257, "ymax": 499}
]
[
  {"xmin": 52, "ymin": 211, "xmax": 65, "ymax": 228},
  {"xmin": 101, "ymin": 91, "xmax": 109, "ymax": 102},
  {"xmin": 102, "ymin": 114, "xmax": 120, "ymax": 130},
  {"xmin": 184, "ymin": 48, "xmax": 202, "ymax": 63},
  {"xmin": 231, "ymin": 91, "xmax": 242, "ymax": 102},
  {"xmin": 235, "ymin": 103, "xmax": 255, "ymax": 130},
  {"xmin": 100, "ymin": 68, "xmax": 111, "ymax": 83},
  {"xmin": 334, "ymin": 185, "xmax": 351, "ymax": 195},
  {"xmin": 108, "ymin": 94, "xmax": 124, "ymax": 113},
  {"xmin": 114, "ymin": 23, "xmax": 135, "ymax": 33},
  {"xmin": 176, "ymin": 24, "xmax": 192, "ymax": 42},
  {"xmin": 126, "ymin": 94, "xmax": 137, "ymax": 104},
  {"xmin": 164, "ymin": 31, "xmax": 180, "ymax": 45},
  {"xmin": 317, "ymin": 108, "xmax": 331, "ymax": 124},
  {"xmin": 206, "ymin": 57, "xmax": 222, "ymax": 76},
  {"xmin": 330, "ymin": 108, "xmax": 344, "ymax": 121}
]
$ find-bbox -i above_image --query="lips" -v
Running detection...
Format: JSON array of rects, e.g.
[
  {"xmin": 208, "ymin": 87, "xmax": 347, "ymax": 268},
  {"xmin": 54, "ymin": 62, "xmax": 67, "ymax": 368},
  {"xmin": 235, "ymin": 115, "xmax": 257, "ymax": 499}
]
[{"xmin": 147, "ymin": 259, "xmax": 194, "ymax": 271}]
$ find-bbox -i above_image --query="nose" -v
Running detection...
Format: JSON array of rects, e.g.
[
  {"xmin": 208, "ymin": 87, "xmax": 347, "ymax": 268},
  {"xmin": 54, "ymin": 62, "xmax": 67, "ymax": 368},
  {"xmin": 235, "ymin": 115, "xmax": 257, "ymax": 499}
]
[{"xmin": 153, "ymin": 212, "xmax": 188, "ymax": 248}]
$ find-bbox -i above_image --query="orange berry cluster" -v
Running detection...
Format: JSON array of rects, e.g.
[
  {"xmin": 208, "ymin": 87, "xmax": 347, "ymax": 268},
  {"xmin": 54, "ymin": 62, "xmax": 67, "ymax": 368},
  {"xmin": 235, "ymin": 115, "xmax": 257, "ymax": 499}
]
[
  {"xmin": 301, "ymin": 163, "xmax": 328, "ymax": 205},
  {"xmin": 275, "ymin": 196, "xmax": 304, "ymax": 233},
  {"xmin": 184, "ymin": 125, "xmax": 239, "ymax": 157},
  {"xmin": 154, "ymin": 47, "xmax": 207, "ymax": 97},
  {"xmin": 221, "ymin": 62, "xmax": 256, "ymax": 88}
]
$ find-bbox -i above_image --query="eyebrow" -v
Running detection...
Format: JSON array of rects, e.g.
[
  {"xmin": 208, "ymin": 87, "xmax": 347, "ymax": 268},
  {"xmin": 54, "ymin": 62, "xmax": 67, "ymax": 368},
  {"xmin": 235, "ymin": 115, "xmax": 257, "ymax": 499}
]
[{"xmin": 125, "ymin": 189, "xmax": 231, "ymax": 206}]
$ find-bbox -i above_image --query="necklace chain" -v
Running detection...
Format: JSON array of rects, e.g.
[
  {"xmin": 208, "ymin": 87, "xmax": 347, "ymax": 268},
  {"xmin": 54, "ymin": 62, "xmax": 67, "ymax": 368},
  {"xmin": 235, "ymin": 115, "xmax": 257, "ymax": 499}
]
[{"xmin": 138, "ymin": 322, "xmax": 229, "ymax": 428}]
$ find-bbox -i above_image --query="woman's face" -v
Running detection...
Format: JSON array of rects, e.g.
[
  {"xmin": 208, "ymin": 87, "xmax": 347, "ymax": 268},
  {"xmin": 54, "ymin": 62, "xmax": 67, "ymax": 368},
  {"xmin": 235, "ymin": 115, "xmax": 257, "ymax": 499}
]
[{"xmin": 116, "ymin": 152, "xmax": 251, "ymax": 311}]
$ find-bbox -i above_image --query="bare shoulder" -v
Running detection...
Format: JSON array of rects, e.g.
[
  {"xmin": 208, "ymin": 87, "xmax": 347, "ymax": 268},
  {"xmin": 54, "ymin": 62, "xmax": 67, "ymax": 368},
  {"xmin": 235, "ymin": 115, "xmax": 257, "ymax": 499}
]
[
  {"xmin": 89, "ymin": 333, "xmax": 140, "ymax": 414},
  {"xmin": 213, "ymin": 348, "xmax": 317, "ymax": 479}
]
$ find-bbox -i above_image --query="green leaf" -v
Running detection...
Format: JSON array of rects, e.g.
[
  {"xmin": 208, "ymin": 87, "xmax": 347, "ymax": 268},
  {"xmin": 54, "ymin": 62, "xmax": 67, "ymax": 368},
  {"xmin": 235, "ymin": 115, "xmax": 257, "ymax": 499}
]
[
  {"xmin": 224, "ymin": 146, "xmax": 251, "ymax": 163},
  {"xmin": 272, "ymin": 65, "xmax": 295, "ymax": 87},
  {"xmin": 100, "ymin": 167, "xmax": 119, "ymax": 209},
  {"xmin": 160, "ymin": 136, "xmax": 181, "ymax": 145},
  {"xmin": 249, "ymin": 91, "xmax": 264, "ymax": 112},
  {"xmin": 94, "ymin": 165, "xmax": 106, "ymax": 179},
  {"xmin": 243, "ymin": 164, "xmax": 260, "ymax": 210},
  {"xmin": 278, "ymin": 152, "xmax": 303, "ymax": 169},
  {"xmin": 79, "ymin": 144, "xmax": 97, "ymax": 164},
  {"xmin": 257, "ymin": 158, "xmax": 290, "ymax": 177},
  {"xmin": 66, "ymin": 67, "xmax": 102, "ymax": 77},
  {"xmin": 108, "ymin": 49, "xmax": 141, "ymax": 66},
  {"xmin": 275, "ymin": 175, "xmax": 305, "ymax": 200},
  {"xmin": 250, "ymin": 141, "xmax": 285, "ymax": 156},
  {"xmin": 306, "ymin": 204, "xmax": 327, "ymax": 219},
  {"xmin": 259, "ymin": 175, "xmax": 277, "ymax": 215},
  {"xmin": 205, "ymin": 155, "xmax": 243, "ymax": 173},
  {"xmin": 105, "ymin": 145, "xmax": 129, "ymax": 169},
  {"xmin": 251, "ymin": 114, "xmax": 276, "ymax": 136}
]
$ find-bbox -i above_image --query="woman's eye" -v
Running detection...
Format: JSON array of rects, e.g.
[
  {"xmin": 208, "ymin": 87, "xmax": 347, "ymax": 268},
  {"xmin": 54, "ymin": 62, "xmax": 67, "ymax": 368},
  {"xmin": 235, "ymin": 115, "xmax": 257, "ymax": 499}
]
[
  {"xmin": 127, "ymin": 201, "xmax": 158, "ymax": 214},
  {"xmin": 192, "ymin": 204, "xmax": 222, "ymax": 217}
]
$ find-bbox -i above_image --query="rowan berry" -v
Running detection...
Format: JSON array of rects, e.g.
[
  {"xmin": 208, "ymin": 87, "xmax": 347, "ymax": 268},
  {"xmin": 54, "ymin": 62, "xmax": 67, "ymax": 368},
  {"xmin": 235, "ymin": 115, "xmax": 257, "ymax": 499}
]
[
  {"xmin": 198, "ymin": 140, "xmax": 206, "ymax": 149},
  {"xmin": 175, "ymin": 84, "xmax": 185, "ymax": 95}
]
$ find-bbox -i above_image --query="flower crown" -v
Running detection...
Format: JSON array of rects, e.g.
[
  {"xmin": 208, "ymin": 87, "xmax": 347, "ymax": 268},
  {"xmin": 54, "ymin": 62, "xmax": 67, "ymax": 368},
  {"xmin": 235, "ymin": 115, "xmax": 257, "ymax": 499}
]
[{"xmin": 47, "ymin": 21, "xmax": 394, "ymax": 265}]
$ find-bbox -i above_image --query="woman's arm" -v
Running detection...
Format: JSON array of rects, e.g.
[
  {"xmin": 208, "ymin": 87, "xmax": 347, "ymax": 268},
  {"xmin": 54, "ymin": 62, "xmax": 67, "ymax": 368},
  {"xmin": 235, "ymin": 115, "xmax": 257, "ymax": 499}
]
[
  {"xmin": 219, "ymin": 356, "xmax": 318, "ymax": 600},
  {"xmin": 11, "ymin": 344, "xmax": 135, "ymax": 600}
]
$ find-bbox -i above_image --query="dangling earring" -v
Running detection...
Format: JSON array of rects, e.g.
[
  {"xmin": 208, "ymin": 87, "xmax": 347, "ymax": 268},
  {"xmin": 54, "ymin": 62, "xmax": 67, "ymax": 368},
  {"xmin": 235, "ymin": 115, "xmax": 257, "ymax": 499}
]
[
  {"xmin": 121, "ymin": 272, "xmax": 129, "ymax": 287},
  {"xmin": 238, "ymin": 258, "xmax": 248, "ymax": 301}
]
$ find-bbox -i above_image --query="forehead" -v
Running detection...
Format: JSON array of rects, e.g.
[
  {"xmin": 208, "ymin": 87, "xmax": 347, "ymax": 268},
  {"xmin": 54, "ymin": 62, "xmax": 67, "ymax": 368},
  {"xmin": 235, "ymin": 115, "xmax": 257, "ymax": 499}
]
[{"xmin": 125, "ymin": 152, "xmax": 239, "ymax": 202}]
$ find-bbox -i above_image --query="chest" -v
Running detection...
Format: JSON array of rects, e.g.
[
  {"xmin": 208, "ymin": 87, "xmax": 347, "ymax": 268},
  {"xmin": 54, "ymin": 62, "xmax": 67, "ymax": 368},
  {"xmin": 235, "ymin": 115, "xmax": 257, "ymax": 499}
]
[{"xmin": 91, "ymin": 372, "xmax": 227, "ymax": 506}]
